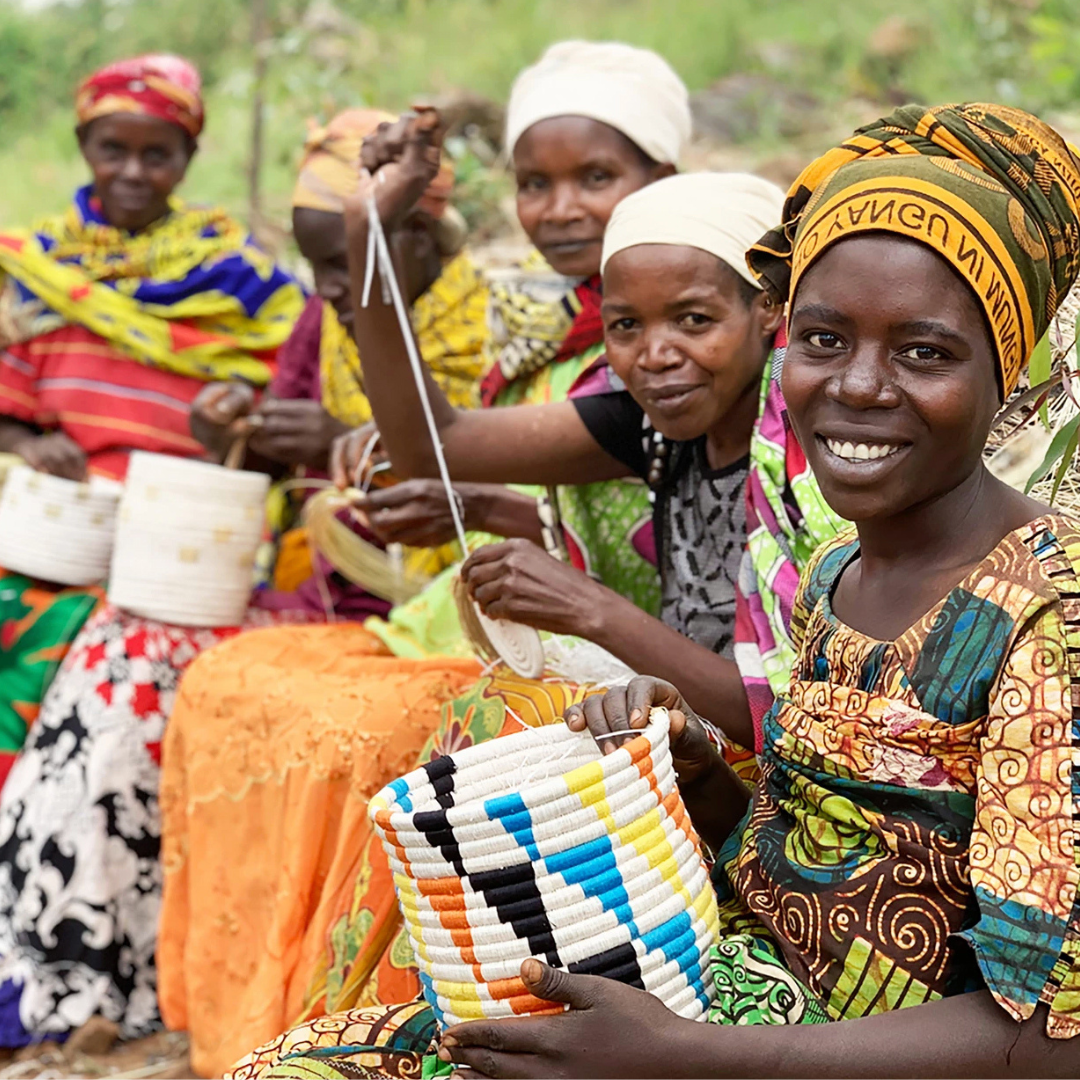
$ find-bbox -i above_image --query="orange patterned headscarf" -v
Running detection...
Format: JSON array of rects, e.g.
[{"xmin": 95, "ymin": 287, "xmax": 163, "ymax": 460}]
[
  {"xmin": 291, "ymin": 108, "xmax": 454, "ymax": 219},
  {"xmin": 76, "ymin": 54, "xmax": 204, "ymax": 138}
]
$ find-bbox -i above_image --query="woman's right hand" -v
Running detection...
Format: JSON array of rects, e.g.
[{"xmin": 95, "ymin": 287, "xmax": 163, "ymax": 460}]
[
  {"xmin": 344, "ymin": 108, "xmax": 445, "ymax": 233},
  {"xmin": 14, "ymin": 431, "xmax": 87, "ymax": 481},
  {"xmin": 565, "ymin": 676, "xmax": 717, "ymax": 784}
]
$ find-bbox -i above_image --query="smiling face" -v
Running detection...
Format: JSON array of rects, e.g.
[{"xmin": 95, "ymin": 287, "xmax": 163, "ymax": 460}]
[
  {"xmin": 513, "ymin": 117, "xmax": 672, "ymax": 278},
  {"xmin": 78, "ymin": 113, "xmax": 193, "ymax": 232},
  {"xmin": 602, "ymin": 244, "xmax": 782, "ymax": 445},
  {"xmin": 782, "ymin": 233, "xmax": 1001, "ymax": 523}
]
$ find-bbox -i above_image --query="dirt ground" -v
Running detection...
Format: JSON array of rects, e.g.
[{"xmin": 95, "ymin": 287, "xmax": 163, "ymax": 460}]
[{"xmin": 0, "ymin": 1023, "xmax": 190, "ymax": 1080}]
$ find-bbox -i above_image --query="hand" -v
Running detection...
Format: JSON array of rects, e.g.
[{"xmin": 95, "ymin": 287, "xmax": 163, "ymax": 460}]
[
  {"xmin": 461, "ymin": 539, "xmax": 600, "ymax": 637},
  {"xmin": 191, "ymin": 381, "xmax": 255, "ymax": 431},
  {"xmin": 248, "ymin": 398, "xmax": 349, "ymax": 469},
  {"xmin": 355, "ymin": 479, "xmax": 467, "ymax": 548},
  {"xmin": 329, "ymin": 421, "xmax": 389, "ymax": 489},
  {"xmin": 344, "ymin": 108, "xmax": 445, "ymax": 233},
  {"xmin": 13, "ymin": 431, "xmax": 87, "ymax": 481},
  {"xmin": 565, "ymin": 676, "xmax": 716, "ymax": 783},
  {"xmin": 439, "ymin": 958, "xmax": 683, "ymax": 1079}
]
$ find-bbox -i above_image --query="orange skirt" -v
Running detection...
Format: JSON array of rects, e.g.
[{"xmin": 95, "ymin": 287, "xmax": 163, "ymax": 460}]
[{"xmin": 156, "ymin": 623, "xmax": 481, "ymax": 1078}]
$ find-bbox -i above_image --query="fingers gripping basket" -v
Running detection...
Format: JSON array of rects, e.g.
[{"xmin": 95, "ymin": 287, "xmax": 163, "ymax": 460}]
[{"xmin": 369, "ymin": 708, "xmax": 719, "ymax": 1027}]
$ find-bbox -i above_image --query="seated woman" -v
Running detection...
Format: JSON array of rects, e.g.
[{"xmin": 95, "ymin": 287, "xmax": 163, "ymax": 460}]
[
  {"xmin": 192, "ymin": 106, "xmax": 496, "ymax": 618},
  {"xmin": 0, "ymin": 54, "xmax": 304, "ymax": 784},
  {"xmin": 0, "ymin": 107, "xmax": 492, "ymax": 1052},
  {"xmin": 224, "ymin": 159, "xmax": 850, "ymax": 1080},
  {"xmin": 259, "ymin": 103, "xmax": 1080, "ymax": 1079},
  {"xmin": 157, "ymin": 41, "xmax": 696, "ymax": 1077}
]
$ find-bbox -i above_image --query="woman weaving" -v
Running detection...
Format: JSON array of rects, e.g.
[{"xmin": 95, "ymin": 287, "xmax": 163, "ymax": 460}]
[
  {"xmin": 0, "ymin": 54, "xmax": 303, "ymax": 784},
  {"xmin": 426, "ymin": 104, "xmax": 1080, "ymax": 1077},
  {"xmin": 328, "ymin": 114, "xmax": 840, "ymax": 757}
]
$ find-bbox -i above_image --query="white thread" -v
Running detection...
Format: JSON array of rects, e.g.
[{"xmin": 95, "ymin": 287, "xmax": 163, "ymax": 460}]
[{"xmin": 363, "ymin": 195, "xmax": 470, "ymax": 551}]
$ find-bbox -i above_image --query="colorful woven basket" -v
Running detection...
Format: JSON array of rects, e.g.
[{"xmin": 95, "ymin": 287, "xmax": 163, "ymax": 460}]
[{"xmin": 369, "ymin": 708, "xmax": 719, "ymax": 1027}]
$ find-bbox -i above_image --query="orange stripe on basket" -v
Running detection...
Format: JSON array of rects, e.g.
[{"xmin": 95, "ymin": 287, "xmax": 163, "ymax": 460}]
[
  {"xmin": 509, "ymin": 993, "xmax": 564, "ymax": 1016},
  {"xmin": 416, "ymin": 877, "xmax": 466, "ymax": 898}
]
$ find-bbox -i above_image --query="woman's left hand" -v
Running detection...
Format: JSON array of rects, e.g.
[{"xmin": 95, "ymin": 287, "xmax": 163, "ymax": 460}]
[
  {"xmin": 249, "ymin": 399, "xmax": 350, "ymax": 468},
  {"xmin": 439, "ymin": 958, "xmax": 679, "ymax": 1079},
  {"xmin": 460, "ymin": 540, "xmax": 600, "ymax": 637}
]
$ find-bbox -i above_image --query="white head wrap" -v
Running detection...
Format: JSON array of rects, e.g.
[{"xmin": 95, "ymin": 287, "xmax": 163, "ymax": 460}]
[
  {"xmin": 600, "ymin": 172, "xmax": 785, "ymax": 286},
  {"xmin": 506, "ymin": 40, "xmax": 691, "ymax": 165}
]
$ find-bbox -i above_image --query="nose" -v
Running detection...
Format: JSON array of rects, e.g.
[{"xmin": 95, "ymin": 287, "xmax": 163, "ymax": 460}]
[
  {"xmin": 316, "ymin": 268, "xmax": 348, "ymax": 303},
  {"xmin": 118, "ymin": 153, "xmax": 146, "ymax": 183},
  {"xmin": 825, "ymin": 344, "xmax": 902, "ymax": 410},
  {"xmin": 541, "ymin": 181, "xmax": 586, "ymax": 226},
  {"xmin": 638, "ymin": 327, "xmax": 683, "ymax": 373}
]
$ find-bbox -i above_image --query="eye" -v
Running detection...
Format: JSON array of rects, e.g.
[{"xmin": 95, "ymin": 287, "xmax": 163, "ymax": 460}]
[
  {"xmin": 677, "ymin": 312, "xmax": 713, "ymax": 330},
  {"xmin": 897, "ymin": 344, "xmax": 947, "ymax": 362},
  {"xmin": 517, "ymin": 175, "xmax": 548, "ymax": 194},
  {"xmin": 582, "ymin": 169, "xmax": 614, "ymax": 188},
  {"xmin": 607, "ymin": 317, "xmax": 638, "ymax": 334},
  {"xmin": 805, "ymin": 331, "xmax": 845, "ymax": 350},
  {"xmin": 144, "ymin": 149, "xmax": 167, "ymax": 166}
]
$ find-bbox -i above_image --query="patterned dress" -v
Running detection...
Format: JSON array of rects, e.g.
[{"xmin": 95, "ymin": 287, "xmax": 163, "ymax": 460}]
[{"xmin": 714, "ymin": 513, "xmax": 1080, "ymax": 1034}]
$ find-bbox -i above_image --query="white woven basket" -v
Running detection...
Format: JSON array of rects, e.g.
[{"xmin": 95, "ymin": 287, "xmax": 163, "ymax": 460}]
[
  {"xmin": 369, "ymin": 709, "xmax": 719, "ymax": 1027},
  {"xmin": 107, "ymin": 452, "xmax": 269, "ymax": 626},
  {"xmin": 0, "ymin": 466, "xmax": 122, "ymax": 586}
]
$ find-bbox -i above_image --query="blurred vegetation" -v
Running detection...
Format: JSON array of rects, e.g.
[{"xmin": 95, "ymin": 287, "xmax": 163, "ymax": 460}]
[{"xmin": 1, "ymin": 0, "xmax": 1078, "ymax": 234}]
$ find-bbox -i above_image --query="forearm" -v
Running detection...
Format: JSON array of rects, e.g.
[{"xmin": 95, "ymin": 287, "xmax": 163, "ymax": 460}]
[
  {"xmin": 346, "ymin": 213, "xmax": 462, "ymax": 476},
  {"xmin": 464, "ymin": 486, "xmax": 544, "ymax": 544},
  {"xmin": 672, "ymin": 992, "xmax": 1078, "ymax": 1078},
  {"xmin": 0, "ymin": 416, "xmax": 36, "ymax": 452},
  {"xmin": 584, "ymin": 589, "xmax": 755, "ymax": 748}
]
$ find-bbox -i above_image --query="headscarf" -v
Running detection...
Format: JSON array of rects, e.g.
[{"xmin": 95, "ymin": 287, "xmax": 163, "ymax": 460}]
[
  {"xmin": 292, "ymin": 108, "xmax": 455, "ymax": 220},
  {"xmin": 506, "ymin": 40, "xmax": 691, "ymax": 165},
  {"xmin": 601, "ymin": 172, "xmax": 785, "ymax": 283},
  {"xmin": 76, "ymin": 54, "xmax": 204, "ymax": 139},
  {"xmin": 749, "ymin": 103, "xmax": 1080, "ymax": 396}
]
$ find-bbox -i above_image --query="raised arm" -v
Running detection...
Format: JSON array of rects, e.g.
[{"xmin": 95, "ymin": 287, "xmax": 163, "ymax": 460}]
[{"xmin": 341, "ymin": 110, "xmax": 624, "ymax": 488}]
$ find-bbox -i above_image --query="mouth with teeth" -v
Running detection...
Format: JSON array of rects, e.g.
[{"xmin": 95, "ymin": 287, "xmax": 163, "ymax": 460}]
[{"xmin": 820, "ymin": 436, "xmax": 907, "ymax": 463}]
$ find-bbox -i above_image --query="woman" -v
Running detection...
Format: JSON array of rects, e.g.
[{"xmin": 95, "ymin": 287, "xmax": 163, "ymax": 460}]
[
  {"xmin": 0, "ymin": 54, "xmax": 304, "ymax": 783},
  {"xmin": 225, "ymin": 172, "xmax": 845, "ymax": 1078},
  {"xmin": 310, "ymin": 103, "xmax": 1080, "ymax": 1079},
  {"xmin": 192, "ymin": 106, "xmax": 498, "ymax": 617},
  {"xmin": 158, "ymin": 42, "xmax": 690, "ymax": 1078},
  {"xmin": 0, "ymin": 54, "xmax": 306, "ymax": 1048}
]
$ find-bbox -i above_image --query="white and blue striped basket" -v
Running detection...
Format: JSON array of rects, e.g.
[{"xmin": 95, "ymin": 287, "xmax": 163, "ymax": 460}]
[{"xmin": 369, "ymin": 708, "xmax": 719, "ymax": 1027}]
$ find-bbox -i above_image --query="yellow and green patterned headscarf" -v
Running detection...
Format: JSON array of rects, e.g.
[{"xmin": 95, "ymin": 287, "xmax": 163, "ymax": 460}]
[{"xmin": 749, "ymin": 103, "xmax": 1080, "ymax": 396}]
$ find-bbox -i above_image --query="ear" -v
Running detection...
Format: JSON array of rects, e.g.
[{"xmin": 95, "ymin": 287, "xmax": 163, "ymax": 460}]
[
  {"xmin": 651, "ymin": 161, "xmax": 678, "ymax": 181},
  {"xmin": 754, "ymin": 290, "xmax": 785, "ymax": 337}
]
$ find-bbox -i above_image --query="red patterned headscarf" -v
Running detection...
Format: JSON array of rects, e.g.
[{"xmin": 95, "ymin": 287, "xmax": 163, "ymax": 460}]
[{"xmin": 76, "ymin": 54, "xmax": 204, "ymax": 139}]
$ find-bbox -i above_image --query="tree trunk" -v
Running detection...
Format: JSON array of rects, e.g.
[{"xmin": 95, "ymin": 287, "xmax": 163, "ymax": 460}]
[{"xmin": 248, "ymin": 0, "xmax": 268, "ymax": 236}]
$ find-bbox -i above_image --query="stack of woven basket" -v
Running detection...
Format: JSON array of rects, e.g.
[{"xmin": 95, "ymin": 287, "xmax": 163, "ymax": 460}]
[{"xmin": 369, "ymin": 708, "xmax": 718, "ymax": 1027}]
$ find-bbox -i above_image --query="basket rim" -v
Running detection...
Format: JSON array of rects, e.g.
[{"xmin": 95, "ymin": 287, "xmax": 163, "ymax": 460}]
[{"xmin": 371, "ymin": 710, "xmax": 669, "ymax": 830}]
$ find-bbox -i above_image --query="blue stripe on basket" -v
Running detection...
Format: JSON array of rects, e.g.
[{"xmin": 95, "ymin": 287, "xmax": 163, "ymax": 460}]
[
  {"xmin": 544, "ymin": 836, "xmax": 639, "ymax": 936},
  {"xmin": 418, "ymin": 971, "xmax": 445, "ymax": 1027},
  {"xmin": 484, "ymin": 793, "xmax": 541, "ymax": 862},
  {"xmin": 389, "ymin": 776, "xmax": 413, "ymax": 812}
]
